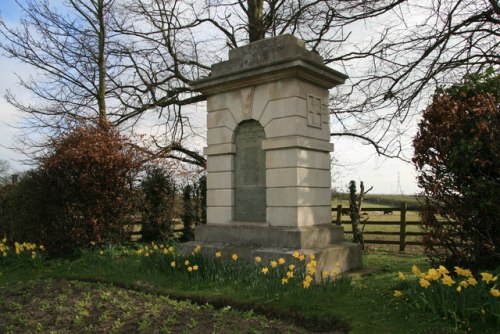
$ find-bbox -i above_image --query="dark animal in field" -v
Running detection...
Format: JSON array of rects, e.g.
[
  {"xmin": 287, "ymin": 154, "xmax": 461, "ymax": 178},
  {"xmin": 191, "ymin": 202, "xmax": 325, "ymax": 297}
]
[{"xmin": 383, "ymin": 209, "xmax": 393, "ymax": 215}]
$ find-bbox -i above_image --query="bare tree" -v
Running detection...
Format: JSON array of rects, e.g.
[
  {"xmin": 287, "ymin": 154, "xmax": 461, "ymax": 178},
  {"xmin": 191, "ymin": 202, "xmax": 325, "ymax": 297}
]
[
  {"xmin": 0, "ymin": 160, "xmax": 10, "ymax": 185},
  {"xmin": 1, "ymin": 0, "xmax": 498, "ymax": 165}
]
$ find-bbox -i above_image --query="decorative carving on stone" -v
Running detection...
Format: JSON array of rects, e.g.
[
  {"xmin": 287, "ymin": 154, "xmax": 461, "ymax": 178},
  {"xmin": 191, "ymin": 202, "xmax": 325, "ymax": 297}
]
[
  {"xmin": 307, "ymin": 94, "xmax": 323, "ymax": 128},
  {"xmin": 240, "ymin": 87, "xmax": 255, "ymax": 119}
]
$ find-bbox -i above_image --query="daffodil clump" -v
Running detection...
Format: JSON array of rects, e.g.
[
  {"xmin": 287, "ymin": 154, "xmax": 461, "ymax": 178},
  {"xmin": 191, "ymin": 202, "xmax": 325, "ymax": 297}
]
[
  {"xmin": 134, "ymin": 243, "xmax": 349, "ymax": 296},
  {"xmin": 393, "ymin": 264, "xmax": 500, "ymax": 326},
  {"xmin": 0, "ymin": 237, "xmax": 46, "ymax": 267}
]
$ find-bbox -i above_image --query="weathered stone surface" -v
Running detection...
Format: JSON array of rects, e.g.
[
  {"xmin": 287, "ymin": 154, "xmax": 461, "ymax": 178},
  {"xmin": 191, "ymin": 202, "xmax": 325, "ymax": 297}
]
[
  {"xmin": 234, "ymin": 120, "xmax": 266, "ymax": 222},
  {"xmin": 188, "ymin": 34, "xmax": 361, "ymax": 274}
]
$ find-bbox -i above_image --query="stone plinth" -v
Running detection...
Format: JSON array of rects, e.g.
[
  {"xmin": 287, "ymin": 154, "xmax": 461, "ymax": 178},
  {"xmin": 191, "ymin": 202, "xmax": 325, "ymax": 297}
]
[{"xmin": 181, "ymin": 34, "xmax": 362, "ymax": 274}]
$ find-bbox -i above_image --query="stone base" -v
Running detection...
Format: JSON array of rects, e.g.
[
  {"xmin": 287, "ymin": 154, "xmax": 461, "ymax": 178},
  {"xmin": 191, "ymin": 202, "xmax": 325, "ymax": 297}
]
[
  {"xmin": 194, "ymin": 223, "xmax": 345, "ymax": 249},
  {"xmin": 176, "ymin": 240, "xmax": 362, "ymax": 276}
]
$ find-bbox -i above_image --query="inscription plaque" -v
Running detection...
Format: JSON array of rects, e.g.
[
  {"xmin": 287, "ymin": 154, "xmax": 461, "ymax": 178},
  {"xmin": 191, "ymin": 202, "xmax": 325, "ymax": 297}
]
[{"xmin": 234, "ymin": 120, "xmax": 266, "ymax": 221}]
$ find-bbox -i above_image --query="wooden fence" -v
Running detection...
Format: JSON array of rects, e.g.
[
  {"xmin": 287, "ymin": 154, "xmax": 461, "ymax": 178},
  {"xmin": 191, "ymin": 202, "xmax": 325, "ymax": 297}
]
[{"xmin": 332, "ymin": 202, "xmax": 424, "ymax": 251}]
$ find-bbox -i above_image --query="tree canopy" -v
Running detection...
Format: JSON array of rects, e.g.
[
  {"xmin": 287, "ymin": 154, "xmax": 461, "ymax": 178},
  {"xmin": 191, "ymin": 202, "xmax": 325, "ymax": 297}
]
[{"xmin": 0, "ymin": 0, "xmax": 498, "ymax": 164}]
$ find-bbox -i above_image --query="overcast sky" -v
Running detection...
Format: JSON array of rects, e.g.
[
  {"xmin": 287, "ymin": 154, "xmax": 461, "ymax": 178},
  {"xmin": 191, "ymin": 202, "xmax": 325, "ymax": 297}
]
[{"xmin": 0, "ymin": 0, "xmax": 421, "ymax": 194}]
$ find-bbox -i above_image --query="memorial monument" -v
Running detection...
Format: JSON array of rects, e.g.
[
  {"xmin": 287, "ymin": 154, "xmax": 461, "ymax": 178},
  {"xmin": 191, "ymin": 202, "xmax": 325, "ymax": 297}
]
[{"xmin": 180, "ymin": 34, "xmax": 361, "ymax": 274}]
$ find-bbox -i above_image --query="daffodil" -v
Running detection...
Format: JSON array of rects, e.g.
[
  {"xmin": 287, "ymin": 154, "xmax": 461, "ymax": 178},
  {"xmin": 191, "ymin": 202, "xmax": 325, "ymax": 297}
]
[
  {"xmin": 411, "ymin": 265, "xmax": 421, "ymax": 276},
  {"xmin": 309, "ymin": 254, "xmax": 316, "ymax": 261},
  {"xmin": 261, "ymin": 267, "xmax": 269, "ymax": 274},
  {"xmin": 393, "ymin": 290, "xmax": 402, "ymax": 297},
  {"xmin": 193, "ymin": 265, "xmax": 199, "ymax": 271},
  {"xmin": 490, "ymin": 287, "xmax": 500, "ymax": 297},
  {"xmin": 194, "ymin": 245, "xmax": 201, "ymax": 253},
  {"xmin": 302, "ymin": 280, "xmax": 311, "ymax": 289},
  {"xmin": 459, "ymin": 280, "xmax": 469, "ymax": 288},
  {"xmin": 170, "ymin": 261, "xmax": 176, "ymax": 268},
  {"xmin": 426, "ymin": 268, "xmax": 440, "ymax": 281},
  {"xmin": 254, "ymin": 256, "xmax": 262, "ymax": 263},
  {"xmin": 187, "ymin": 266, "xmax": 193, "ymax": 272},
  {"xmin": 215, "ymin": 251, "xmax": 222, "ymax": 258},
  {"xmin": 270, "ymin": 260, "xmax": 277, "ymax": 268},
  {"xmin": 231, "ymin": 254, "xmax": 238, "ymax": 261},
  {"xmin": 286, "ymin": 271, "xmax": 294, "ymax": 278},
  {"xmin": 281, "ymin": 278, "xmax": 288, "ymax": 285},
  {"xmin": 168, "ymin": 246, "xmax": 174, "ymax": 252},
  {"xmin": 456, "ymin": 286, "xmax": 462, "ymax": 292},
  {"xmin": 298, "ymin": 254, "xmax": 305, "ymax": 261},
  {"xmin": 322, "ymin": 271, "xmax": 329, "ymax": 279},
  {"xmin": 288, "ymin": 264, "xmax": 295, "ymax": 271},
  {"xmin": 278, "ymin": 258, "xmax": 285, "ymax": 265},
  {"xmin": 437, "ymin": 265, "xmax": 449, "ymax": 275},
  {"xmin": 454, "ymin": 266, "xmax": 472, "ymax": 278},
  {"xmin": 304, "ymin": 275, "xmax": 313, "ymax": 283},
  {"xmin": 468, "ymin": 277, "xmax": 478, "ymax": 286},
  {"xmin": 419, "ymin": 278, "xmax": 431, "ymax": 288},
  {"xmin": 398, "ymin": 272, "xmax": 406, "ymax": 280},
  {"xmin": 480, "ymin": 272, "xmax": 497, "ymax": 284},
  {"xmin": 184, "ymin": 260, "xmax": 190, "ymax": 266},
  {"xmin": 441, "ymin": 274, "xmax": 455, "ymax": 287},
  {"xmin": 292, "ymin": 251, "xmax": 300, "ymax": 258},
  {"xmin": 1, "ymin": 237, "xmax": 6, "ymax": 244}
]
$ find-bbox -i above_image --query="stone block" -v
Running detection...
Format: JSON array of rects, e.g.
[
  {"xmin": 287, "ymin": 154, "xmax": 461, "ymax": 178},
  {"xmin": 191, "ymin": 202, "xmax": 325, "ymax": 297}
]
[
  {"xmin": 259, "ymin": 97, "xmax": 306, "ymax": 128},
  {"xmin": 207, "ymin": 126, "xmax": 234, "ymax": 145},
  {"xmin": 267, "ymin": 205, "xmax": 332, "ymax": 227},
  {"xmin": 206, "ymin": 155, "xmax": 233, "ymax": 173},
  {"xmin": 267, "ymin": 187, "xmax": 331, "ymax": 207},
  {"xmin": 207, "ymin": 189, "xmax": 233, "ymax": 207},
  {"xmin": 207, "ymin": 109, "xmax": 237, "ymax": 130},
  {"xmin": 266, "ymin": 167, "xmax": 330, "ymax": 188},
  {"xmin": 207, "ymin": 207, "xmax": 233, "ymax": 224},
  {"xmin": 266, "ymin": 148, "xmax": 331, "ymax": 169},
  {"xmin": 207, "ymin": 171, "xmax": 233, "ymax": 190}
]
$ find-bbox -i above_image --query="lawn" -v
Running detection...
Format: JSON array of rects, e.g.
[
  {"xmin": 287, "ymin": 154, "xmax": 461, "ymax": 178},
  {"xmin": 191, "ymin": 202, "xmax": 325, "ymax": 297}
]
[{"xmin": 0, "ymin": 243, "xmax": 498, "ymax": 334}]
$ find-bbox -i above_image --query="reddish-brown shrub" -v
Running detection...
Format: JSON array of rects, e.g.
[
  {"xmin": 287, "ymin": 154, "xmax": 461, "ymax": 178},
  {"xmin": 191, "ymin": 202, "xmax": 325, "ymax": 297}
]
[{"xmin": 413, "ymin": 70, "xmax": 499, "ymax": 269}]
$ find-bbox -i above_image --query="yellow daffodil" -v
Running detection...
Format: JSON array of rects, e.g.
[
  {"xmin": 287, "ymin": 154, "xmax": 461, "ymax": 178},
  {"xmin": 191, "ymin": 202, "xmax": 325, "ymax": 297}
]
[
  {"xmin": 454, "ymin": 266, "xmax": 472, "ymax": 278},
  {"xmin": 187, "ymin": 266, "xmax": 193, "ymax": 272},
  {"xmin": 144, "ymin": 252, "xmax": 149, "ymax": 257},
  {"xmin": 286, "ymin": 271, "xmax": 294, "ymax": 278},
  {"xmin": 261, "ymin": 267, "xmax": 269, "ymax": 274},
  {"xmin": 468, "ymin": 277, "xmax": 478, "ymax": 286},
  {"xmin": 292, "ymin": 251, "xmax": 300, "ymax": 258},
  {"xmin": 168, "ymin": 246, "xmax": 174, "ymax": 252},
  {"xmin": 441, "ymin": 274, "xmax": 455, "ymax": 287},
  {"xmin": 184, "ymin": 260, "xmax": 190, "ymax": 266},
  {"xmin": 419, "ymin": 278, "xmax": 431, "ymax": 288},
  {"xmin": 398, "ymin": 272, "xmax": 406, "ymax": 280},
  {"xmin": 309, "ymin": 254, "xmax": 316, "ymax": 261},
  {"xmin": 270, "ymin": 260, "xmax": 277, "ymax": 268},
  {"xmin": 231, "ymin": 254, "xmax": 238, "ymax": 261},
  {"xmin": 437, "ymin": 265, "xmax": 449, "ymax": 275},
  {"xmin": 298, "ymin": 254, "xmax": 305, "ymax": 261},
  {"xmin": 99, "ymin": 250, "xmax": 104, "ymax": 256},
  {"xmin": 322, "ymin": 271, "xmax": 329, "ymax": 279},
  {"xmin": 288, "ymin": 264, "xmax": 295, "ymax": 271},
  {"xmin": 215, "ymin": 251, "xmax": 222, "ymax": 258},
  {"xmin": 163, "ymin": 249, "xmax": 168, "ymax": 254},
  {"xmin": 480, "ymin": 272, "xmax": 497, "ymax": 284},
  {"xmin": 193, "ymin": 265, "xmax": 199, "ymax": 271},
  {"xmin": 459, "ymin": 280, "xmax": 469, "ymax": 288},
  {"xmin": 393, "ymin": 290, "xmax": 402, "ymax": 297},
  {"xmin": 305, "ymin": 275, "xmax": 313, "ymax": 283},
  {"xmin": 426, "ymin": 268, "xmax": 440, "ymax": 281},
  {"xmin": 170, "ymin": 261, "xmax": 176, "ymax": 268},
  {"xmin": 254, "ymin": 256, "xmax": 262, "ymax": 263},
  {"xmin": 194, "ymin": 245, "xmax": 201, "ymax": 253},
  {"xmin": 303, "ymin": 280, "xmax": 311, "ymax": 289},
  {"xmin": 2, "ymin": 252, "xmax": 6, "ymax": 257},
  {"xmin": 281, "ymin": 278, "xmax": 288, "ymax": 285},
  {"xmin": 490, "ymin": 287, "xmax": 500, "ymax": 297},
  {"xmin": 411, "ymin": 265, "xmax": 421, "ymax": 276},
  {"xmin": 1, "ymin": 237, "xmax": 6, "ymax": 244},
  {"xmin": 456, "ymin": 286, "xmax": 462, "ymax": 293},
  {"xmin": 278, "ymin": 258, "xmax": 285, "ymax": 265}
]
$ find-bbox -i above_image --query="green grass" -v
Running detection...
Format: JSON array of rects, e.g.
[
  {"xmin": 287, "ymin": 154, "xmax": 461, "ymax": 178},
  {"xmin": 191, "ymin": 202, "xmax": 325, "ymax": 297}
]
[{"xmin": 1, "ymin": 244, "xmax": 498, "ymax": 333}]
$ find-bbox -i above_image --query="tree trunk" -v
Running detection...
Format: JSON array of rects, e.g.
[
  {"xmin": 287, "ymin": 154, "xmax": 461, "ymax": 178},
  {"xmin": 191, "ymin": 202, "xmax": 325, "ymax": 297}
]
[{"xmin": 247, "ymin": 0, "xmax": 264, "ymax": 42}]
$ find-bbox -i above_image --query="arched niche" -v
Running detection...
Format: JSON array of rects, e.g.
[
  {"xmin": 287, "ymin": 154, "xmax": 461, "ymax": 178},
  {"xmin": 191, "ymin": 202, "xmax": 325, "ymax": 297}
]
[{"xmin": 234, "ymin": 120, "xmax": 266, "ymax": 222}]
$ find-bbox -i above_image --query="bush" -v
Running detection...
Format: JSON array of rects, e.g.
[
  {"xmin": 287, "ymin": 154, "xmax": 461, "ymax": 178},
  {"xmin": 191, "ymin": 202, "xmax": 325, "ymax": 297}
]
[
  {"xmin": 0, "ymin": 123, "xmax": 141, "ymax": 256},
  {"xmin": 140, "ymin": 167, "xmax": 176, "ymax": 242},
  {"xmin": 413, "ymin": 69, "xmax": 499, "ymax": 269}
]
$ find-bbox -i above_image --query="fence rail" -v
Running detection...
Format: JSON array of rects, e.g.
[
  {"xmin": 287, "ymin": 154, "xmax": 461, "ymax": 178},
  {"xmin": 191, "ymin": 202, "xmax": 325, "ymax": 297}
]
[{"xmin": 332, "ymin": 202, "xmax": 423, "ymax": 251}]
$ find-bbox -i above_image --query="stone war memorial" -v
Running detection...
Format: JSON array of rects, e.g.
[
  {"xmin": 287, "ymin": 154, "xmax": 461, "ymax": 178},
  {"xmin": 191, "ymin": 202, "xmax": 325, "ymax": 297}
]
[{"xmin": 180, "ymin": 34, "xmax": 362, "ymax": 275}]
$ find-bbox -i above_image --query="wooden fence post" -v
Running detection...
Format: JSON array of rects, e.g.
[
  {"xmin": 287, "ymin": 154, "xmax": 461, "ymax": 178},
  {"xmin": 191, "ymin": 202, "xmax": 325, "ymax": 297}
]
[
  {"xmin": 336, "ymin": 205, "xmax": 342, "ymax": 225},
  {"xmin": 399, "ymin": 202, "xmax": 407, "ymax": 251}
]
